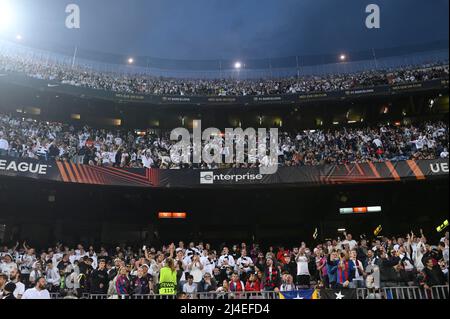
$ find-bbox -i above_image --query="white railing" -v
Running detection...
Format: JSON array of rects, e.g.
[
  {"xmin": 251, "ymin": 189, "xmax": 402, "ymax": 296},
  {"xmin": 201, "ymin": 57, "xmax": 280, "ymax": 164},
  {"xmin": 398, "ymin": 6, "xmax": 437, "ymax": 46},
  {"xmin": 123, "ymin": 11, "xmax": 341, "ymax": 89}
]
[
  {"xmin": 88, "ymin": 291, "xmax": 279, "ymax": 300},
  {"xmin": 357, "ymin": 285, "xmax": 449, "ymax": 300}
]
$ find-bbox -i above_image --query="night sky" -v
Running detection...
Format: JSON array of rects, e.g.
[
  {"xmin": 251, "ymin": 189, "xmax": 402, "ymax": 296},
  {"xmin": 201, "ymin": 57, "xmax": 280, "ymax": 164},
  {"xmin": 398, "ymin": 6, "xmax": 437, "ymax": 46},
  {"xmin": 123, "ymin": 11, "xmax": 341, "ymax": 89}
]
[{"xmin": 3, "ymin": 0, "xmax": 449, "ymax": 60}]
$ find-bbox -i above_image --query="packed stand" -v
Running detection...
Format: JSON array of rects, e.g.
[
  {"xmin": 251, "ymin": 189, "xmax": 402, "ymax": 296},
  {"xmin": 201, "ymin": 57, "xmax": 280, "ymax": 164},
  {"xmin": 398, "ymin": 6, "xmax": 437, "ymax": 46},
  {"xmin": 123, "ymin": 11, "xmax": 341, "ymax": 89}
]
[
  {"xmin": 0, "ymin": 230, "xmax": 448, "ymax": 299},
  {"xmin": 0, "ymin": 114, "xmax": 449, "ymax": 169},
  {"xmin": 0, "ymin": 52, "xmax": 448, "ymax": 97}
]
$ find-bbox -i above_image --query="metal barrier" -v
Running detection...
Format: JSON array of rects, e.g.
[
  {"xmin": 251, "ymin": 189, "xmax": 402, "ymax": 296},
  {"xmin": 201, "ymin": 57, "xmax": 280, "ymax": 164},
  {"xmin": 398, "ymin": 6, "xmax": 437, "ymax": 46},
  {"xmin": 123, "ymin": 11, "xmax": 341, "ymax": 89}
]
[
  {"xmin": 46, "ymin": 286, "xmax": 449, "ymax": 300},
  {"xmin": 193, "ymin": 291, "xmax": 278, "ymax": 300},
  {"xmin": 357, "ymin": 285, "xmax": 449, "ymax": 300},
  {"xmin": 88, "ymin": 291, "xmax": 279, "ymax": 300},
  {"xmin": 49, "ymin": 292, "xmax": 90, "ymax": 299},
  {"xmin": 356, "ymin": 288, "xmax": 369, "ymax": 300},
  {"xmin": 430, "ymin": 285, "xmax": 449, "ymax": 300},
  {"xmin": 50, "ymin": 293, "xmax": 61, "ymax": 300}
]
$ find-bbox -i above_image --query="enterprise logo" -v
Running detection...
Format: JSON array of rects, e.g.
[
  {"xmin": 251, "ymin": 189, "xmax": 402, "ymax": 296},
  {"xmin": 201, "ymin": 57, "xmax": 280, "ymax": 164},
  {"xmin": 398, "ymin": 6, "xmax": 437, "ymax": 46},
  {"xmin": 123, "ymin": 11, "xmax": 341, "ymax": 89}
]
[
  {"xmin": 200, "ymin": 171, "xmax": 263, "ymax": 184},
  {"xmin": 200, "ymin": 172, "xmax": 214, "ymax": 184}
]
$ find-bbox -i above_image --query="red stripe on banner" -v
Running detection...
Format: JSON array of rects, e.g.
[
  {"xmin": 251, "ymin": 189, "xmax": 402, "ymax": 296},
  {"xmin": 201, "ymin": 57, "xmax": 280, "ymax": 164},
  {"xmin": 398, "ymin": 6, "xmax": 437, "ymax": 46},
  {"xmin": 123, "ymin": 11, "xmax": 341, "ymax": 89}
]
[
  {"xmin": 385, "ymin": 161, "xmax": 401, "ymax": 181},
  {"xmin": 96, "ymin": 166, "xmax": 144, "ymax": 181},
  {"xmin": 76, "ymin": 164, "xmax": 88, "ymax": 183},
  {"xmin": 153, "ymin": 169, "xmax": 158, "ymax": 186},
  {"xmin": 406, "ymin": 160, "xmax": 426, "ymax": 180},
  {"xmin": 90, "ymin": 168, "xmax": 102, "ymax": 184},
  {"xmin": 83, "ymin": 166, "xmax": 97, "ymax": 184},
  {"xmin": 344, "ymin": 164, "xmax": 351, "ymax": 174},
  {"xmin": 109, "ymin": 166, "xmax": 147, "ymax": 180},
  {"xmin": 100, "ymin": 171, "xmax": 151, "ymax": 187},
  {"xmin": 147, "ymin": 168, "xmax": 154, "ymax": 185},
  {"xmin": 97, "ymin": 170, "xmax": 106, "ymax": 185},
  {"xmin": 63, "ymin": 162, "xmax": 76, "ymax": 182},
  {"xmin": 95, "ymin": 166, "xmax": 152, "ymax": 185},
  {"xmin": 94, "ymin": 166, "xmax": 151, "ymax": 186},
  {"xmin": 56, "ymin": 161, "xmax": 69, "ymax": 182},
  {"xmin": 92, "ymin": 170, "xmax": 104, "ymax": 185},
  {"xmin": 87, "ymin": 168, "xmax": 98, "ymax": 184},
  {"xmin": 355, "ymin": 163, "xmax": 365, "ymax": 176},
  {"xmin": 70, "ymin": 163, "xmax": 82, "ymax": 183},
  {"xmin": 99, "ymin": 170, "xmax": 108, "ymax": 185},
  {"xmin": 367, "ymin": 162, "xmax": 381, "ymax": 178}
]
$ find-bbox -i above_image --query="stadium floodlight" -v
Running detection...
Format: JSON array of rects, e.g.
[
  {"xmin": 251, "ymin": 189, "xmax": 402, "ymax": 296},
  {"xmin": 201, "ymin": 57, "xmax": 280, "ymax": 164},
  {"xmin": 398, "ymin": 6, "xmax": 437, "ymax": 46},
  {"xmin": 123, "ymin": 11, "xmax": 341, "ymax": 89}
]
[
  {"xmin": 127, "ymin": 57, "xmax": 134, "ymax": 64},
  {"xmin": 234, "ymin": 62, "xmax": 242, "ymax": 69},
  {"xmin": 339, "ymin": 54, "xmax": 347, "ymax": 61},
  {"xmin": 0, "ymin": 0, "xmax": 15, "ymax": 31}
]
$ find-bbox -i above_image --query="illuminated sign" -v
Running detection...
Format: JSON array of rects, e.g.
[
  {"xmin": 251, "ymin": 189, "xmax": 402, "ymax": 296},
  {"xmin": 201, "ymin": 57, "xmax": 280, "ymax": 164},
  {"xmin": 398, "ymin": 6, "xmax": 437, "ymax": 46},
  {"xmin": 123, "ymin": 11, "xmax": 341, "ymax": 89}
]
[
  {"xmin": 158, "ymin": 212, "xmax": 173, "ymax": 219},
  {"xmin": 158, "ymin": 212, "xmax": 187, "ymax": 219},
  {"xmin": 339, "ymin": 206, "xmax": 382, "ymax": 215}
]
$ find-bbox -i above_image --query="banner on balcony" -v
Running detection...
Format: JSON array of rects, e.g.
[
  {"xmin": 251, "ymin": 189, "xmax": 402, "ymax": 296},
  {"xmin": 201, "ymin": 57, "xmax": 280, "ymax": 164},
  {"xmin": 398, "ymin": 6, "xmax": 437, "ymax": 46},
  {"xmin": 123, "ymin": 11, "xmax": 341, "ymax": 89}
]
[{"xmin": 0, "ymin": 156, "xmax": 448, "ymax": 188}]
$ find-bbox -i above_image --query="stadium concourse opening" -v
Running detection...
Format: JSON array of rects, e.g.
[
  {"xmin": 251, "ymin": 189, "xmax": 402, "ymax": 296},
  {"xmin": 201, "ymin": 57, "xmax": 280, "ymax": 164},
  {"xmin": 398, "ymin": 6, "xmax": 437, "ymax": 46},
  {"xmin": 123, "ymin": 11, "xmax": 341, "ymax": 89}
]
[{"xmin": 0, "ymin": 177, "xmax": 448, "ymax": 248}]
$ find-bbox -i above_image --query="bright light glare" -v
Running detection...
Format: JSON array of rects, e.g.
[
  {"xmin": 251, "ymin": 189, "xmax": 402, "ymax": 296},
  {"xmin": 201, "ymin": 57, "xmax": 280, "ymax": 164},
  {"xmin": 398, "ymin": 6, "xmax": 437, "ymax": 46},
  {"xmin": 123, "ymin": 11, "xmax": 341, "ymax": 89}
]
[
  {"xmin": 234, "ymin": 62, "xmax": 242, "ymax": 69},
  {"xmin": 127, "ymin": 58, "xmax": 134, "ymax": 64},
  {"xmin": 0, "ymin": 0, "xmax": 14, "ymax": 31},
  {"xmin": 15, "ymin": 34, "xmax": 22, "ymax": 41},
  {"xmin": 339, "ymin": 54, "xmax": 347, "ymax": 61}
]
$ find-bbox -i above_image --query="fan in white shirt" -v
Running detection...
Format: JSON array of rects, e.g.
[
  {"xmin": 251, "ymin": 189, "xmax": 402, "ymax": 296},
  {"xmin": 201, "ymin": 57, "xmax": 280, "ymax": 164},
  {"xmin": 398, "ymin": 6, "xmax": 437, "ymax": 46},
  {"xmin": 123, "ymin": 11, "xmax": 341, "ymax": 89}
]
[
  {"xmin": 373, "ymin": 137, "xmax": 383, "ymax": 148},
  {"xmin": 342, "ymin": 233, "xmax": 358, "ymax": 250},
  {"xmin": 9, "ymin": 268, "xmax": 25, "ymax": 299},
  {"xmin": 45, "ymin": 262, "xmax": 61, "ymax": 288},
  {"xmin": 218, "ymin": 247, "xmax": 236, "ymax": 268},
  {"xmin": 69, "ymin": 253, "xmax": 79, "ymax": 265},
  {"xmin": 295, "ymin": 253, "xmax": 310, "ymax": 276},
  {"xmin": 141, "ymin": 152, "xmax": 154, "ymax": 169},
  {"xmin": 0, "ymin": 136, "xmax": 9, "ymax": 151},
  {"xmin": 19, "ymin": 252, "xmax": 36, "ymax": 276},
  {"xmin": 201, "ymin": 253, "xmax": 217, "ymax": 276},
  {"xmin": 236, "ymin": 250, "xmax": 254, "ymax": 273},
  {"xmin": 22, "ymin": 278, "xmax": 51, "ymax": 300},
  {"xmin": 13, "ymin": 280, "xmax": 25, "ymax": 299},
  {"xmin": 0, "ymin": 254, "xmax": 17, "ymax": 277}
]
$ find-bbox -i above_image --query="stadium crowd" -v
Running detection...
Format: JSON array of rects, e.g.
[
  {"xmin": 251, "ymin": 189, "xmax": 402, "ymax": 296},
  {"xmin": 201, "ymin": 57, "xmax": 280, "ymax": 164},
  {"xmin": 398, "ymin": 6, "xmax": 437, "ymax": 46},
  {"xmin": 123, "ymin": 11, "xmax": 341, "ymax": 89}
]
[
  {"xmin": 0, "ymin": 230, "xmax": 448, "ymax": 299},
  {"xmin": 0, "ymin": 52, "xmax": 448, "ymax": 96},
  {"xmin": 0, "ymin": 114, "xmax": 449, "ymax": 169}
]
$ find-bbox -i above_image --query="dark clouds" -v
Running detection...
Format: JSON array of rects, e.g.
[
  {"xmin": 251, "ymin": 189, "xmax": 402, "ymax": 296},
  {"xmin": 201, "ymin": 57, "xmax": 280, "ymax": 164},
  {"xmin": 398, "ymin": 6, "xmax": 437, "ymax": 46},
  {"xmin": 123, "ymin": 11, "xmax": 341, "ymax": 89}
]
[{"xmin": 8, "ymin": 0, "xmax": 449, "ymax": 60}]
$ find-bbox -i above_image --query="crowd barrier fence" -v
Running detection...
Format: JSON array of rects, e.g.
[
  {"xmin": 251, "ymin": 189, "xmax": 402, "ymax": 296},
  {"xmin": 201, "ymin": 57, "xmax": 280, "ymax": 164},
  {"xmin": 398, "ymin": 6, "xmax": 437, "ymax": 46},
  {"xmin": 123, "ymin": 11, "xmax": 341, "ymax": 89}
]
[
  {"xmin": 47, "ymin": 286, "xmax": 449, "ymax": 300},
  {"xmin": 356, "ymin": 285, "xmax": 449, "ymax": 300}
]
